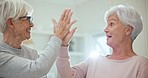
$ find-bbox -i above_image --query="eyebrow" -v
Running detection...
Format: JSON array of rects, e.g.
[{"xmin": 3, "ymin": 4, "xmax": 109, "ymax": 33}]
[{"xmin": 108, "ymin": 18, "xmax": 117, "ymax": 22}]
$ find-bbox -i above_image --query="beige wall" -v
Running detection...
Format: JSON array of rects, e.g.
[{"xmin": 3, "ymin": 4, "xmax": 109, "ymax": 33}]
[{"xmin": 110, "ymin": 0, "xmax": 148, "ymax": 57}]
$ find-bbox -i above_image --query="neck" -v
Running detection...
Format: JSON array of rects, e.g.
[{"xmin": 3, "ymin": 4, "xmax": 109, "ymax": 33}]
[
  {"xmin": 3, "ymin": 31, "xmax": 23, "ymax": 49},
  {"xmin": 108, "ymin": 38, "xmax": 136, "ymax": 60}
]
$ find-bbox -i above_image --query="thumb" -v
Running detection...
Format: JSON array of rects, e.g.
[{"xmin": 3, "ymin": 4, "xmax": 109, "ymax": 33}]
[
  {"xmin": 69, "ymin": 27, "xmax": 77, "ymax": 38},
  {"xmin": 52, "ymin": 18, "xmax": 57, "ymax": 33}
]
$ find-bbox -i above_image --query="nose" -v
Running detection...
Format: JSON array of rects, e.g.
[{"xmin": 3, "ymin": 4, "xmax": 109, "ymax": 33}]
[
  {"xmin": 104, "ymin": 26, "xmax": 108, "ymax": 33},
  {"xmin": 30, "ymin": 22, "xmax": 34, "ymax": 27}
]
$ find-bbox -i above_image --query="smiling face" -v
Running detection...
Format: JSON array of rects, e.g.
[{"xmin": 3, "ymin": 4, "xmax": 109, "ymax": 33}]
[
  {"xmin": 104, "ymin": 14, "xmax": 130, "ymax": 48},
  {"xmin": 12, "ymin": 16, "xmax": 34, "ymax": 41}
]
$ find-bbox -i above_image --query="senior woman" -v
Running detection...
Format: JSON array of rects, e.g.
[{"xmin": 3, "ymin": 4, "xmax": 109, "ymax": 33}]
[
  {"xmin": 0, "ymin": 0, "xmax": 77, "ymax": 78},
  {"xmin": 56, "ymin": 5, "xmax": 148, "ymax": 78}
]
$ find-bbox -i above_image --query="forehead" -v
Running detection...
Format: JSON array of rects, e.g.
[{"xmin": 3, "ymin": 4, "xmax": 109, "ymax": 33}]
[{"xmin": 107, "ymin": 14, "xmax": 119, "ymax": 22}]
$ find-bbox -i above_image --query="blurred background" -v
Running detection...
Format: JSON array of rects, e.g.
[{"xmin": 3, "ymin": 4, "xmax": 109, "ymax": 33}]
[{"xmin": 0, "ymin": 0, "xmax": 147, "ymax": 78}]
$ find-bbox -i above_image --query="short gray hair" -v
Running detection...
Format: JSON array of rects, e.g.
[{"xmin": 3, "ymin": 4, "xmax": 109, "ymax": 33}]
[
  {"xmin": 104, "ymin": 5, "xmax": 143, "ymax": 41},
  {"xmin": 0, "ymin": 0, "xmax": 33, "ymax": 33}
]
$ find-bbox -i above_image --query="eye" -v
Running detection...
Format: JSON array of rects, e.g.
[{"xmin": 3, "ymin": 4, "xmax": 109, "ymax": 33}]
[
  {"xmin": 19, "ymin": 16, "xmax": 33, "ymax": 24},
  {"xmin": 110, "ymin": 22, "xmax": 114, "ymax": 27}
]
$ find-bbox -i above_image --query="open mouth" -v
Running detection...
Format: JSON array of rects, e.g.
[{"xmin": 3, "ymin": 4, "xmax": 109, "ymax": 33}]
[
  {"xmin": 107, "ymin": 35, "xmax": 112, "ymax": 38},
  {"xmin": 106, "ymin": 35, "xmax": 112, "ymax": 39}
]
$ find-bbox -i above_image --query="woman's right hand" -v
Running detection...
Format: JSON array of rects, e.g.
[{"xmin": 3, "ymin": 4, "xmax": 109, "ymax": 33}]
[{"xmin": 52, "ymin": 8, "xmax": 77, "ymax": 40}]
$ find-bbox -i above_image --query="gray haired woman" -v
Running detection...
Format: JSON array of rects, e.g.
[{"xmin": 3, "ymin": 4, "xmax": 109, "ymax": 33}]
[
  {"xmin": 0, "ymin": 0, "xmax": 77, "ymax": 78},
  {"xmin": 56, "ymin": 5, "xmax": 148, "ymax": 78}
]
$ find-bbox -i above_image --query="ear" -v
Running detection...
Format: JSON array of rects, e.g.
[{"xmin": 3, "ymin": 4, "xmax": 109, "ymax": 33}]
[
  {"xmin": 6, "ymin": 18, "xmax": 14, "ymax": 27},
  {"xmin": 125, "ymin": 26, "xmax": 133, "ymax": 35}
]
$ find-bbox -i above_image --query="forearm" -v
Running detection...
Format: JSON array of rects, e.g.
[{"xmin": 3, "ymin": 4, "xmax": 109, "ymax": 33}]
[
  {"xmin": 56, "ymin": 46, "xmax": 90, "ymax": 78},
  {"xmin": 29, "ymin": 35, "xmax": 62, "ymax": 77},
  {"xmin": 39, "ymin": 35, "xmax": 62, "ymax": 71},
  {"xmin": 56, "ymin": 47, "xmax": 74, "ymax": 78}
]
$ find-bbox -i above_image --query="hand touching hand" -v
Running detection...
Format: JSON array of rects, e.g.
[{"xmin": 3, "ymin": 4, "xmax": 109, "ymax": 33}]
[
  {"xmin": 61, "ymin": 27, "xmax": 77, "ymax": 47},
  {"xmin": 52, "ymin": 8, "xmax": 77, "ymax": 46}
]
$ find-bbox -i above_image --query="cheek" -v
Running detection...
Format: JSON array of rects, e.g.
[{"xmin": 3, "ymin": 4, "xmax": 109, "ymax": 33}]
[
  {"xmin": 15, "ymin": 26, "xmax": 27, "ymax": 35},
  {"xmin": 111, "ymin": 30, "xmax": 123, "ymax": 41},
  {"xmin": 21, "ymin": 26, "xmax": 25, "ymax": 30},
  {"xmin": 115, "ymin": 32, "xmax": 126, "ymax": 42},
  {"xmin": 20, "ymin": 25, "xmax": 28, "ymax": 31},
  {"xmin": 114, "ymin": 27, "xmax": 125, "ymax": 35}
]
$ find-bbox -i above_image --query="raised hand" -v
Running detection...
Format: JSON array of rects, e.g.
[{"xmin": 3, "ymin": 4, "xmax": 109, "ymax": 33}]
[
  {"xmin": 52, "ymin": 8, "xmax": 77, "ymax": 46},
  {"xmin": 61, "ymin": 27, "xmax": 77, "ymax": 47}
]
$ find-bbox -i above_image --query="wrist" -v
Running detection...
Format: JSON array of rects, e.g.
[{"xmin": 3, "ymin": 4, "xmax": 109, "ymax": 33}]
[{"xmin": 61, "ymin": 44, "xmax": 69, "ymax": 47}]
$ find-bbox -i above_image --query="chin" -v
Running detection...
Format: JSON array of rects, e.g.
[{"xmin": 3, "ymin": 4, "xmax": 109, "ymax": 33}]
[
  {"xmin": 27, "ymin": 36, "xmax": 31, "ymax": 39},
  {"xmin": 26, "ymin": 35, "xmax": 31, "ymax": 39},
  {"xmin": 106, "ymin": 42, "xmax": 111, "ymax": 47}
]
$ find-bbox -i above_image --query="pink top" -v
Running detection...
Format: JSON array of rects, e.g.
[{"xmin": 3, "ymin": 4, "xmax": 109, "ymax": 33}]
[{"xmin": 56, "ymin": 47, "xmax": 148, "ymax": 78}]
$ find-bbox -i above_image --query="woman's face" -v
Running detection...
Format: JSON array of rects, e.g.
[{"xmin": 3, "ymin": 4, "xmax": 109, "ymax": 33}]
[
  {"xmin": 13, "ymin": 16, "xmax": 34, "ymax": 41},
  {"xmin": 104, "ymin": 14, "xmax": 128, "ymax": 48}
]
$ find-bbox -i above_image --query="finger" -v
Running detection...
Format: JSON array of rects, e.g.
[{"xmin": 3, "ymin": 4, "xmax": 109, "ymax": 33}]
[
  {"xmin": 69, "ymin": 19, "xmax": 77, "ymax": 28},
  {"xmin": 66, "ymin": 11, "xmax": 73, "ymax": 23},
  {"xmin": 64, "ymin": 19, "xmax": 77, "ymax": 32},
  {"xmin": 59, "ymin": 9, "xmax": 67, "ymax": 22},
  {"xmin": 64, "ymin": 27, "xmax": 77, "ymax": 44},
  {"xmin": 52, "ymin": 18, "xmax": 57, "ymax": 26},
  {"xmin": 63, "ymin": 9, "xmax": 71, "ymax": 22},
  {"xmin": 52, "ymin": 18, "xmax": 57, "ymax": 33},
  {"xmin": 69, "ymin": 27, "xmax": 77, "ymax": 37}
]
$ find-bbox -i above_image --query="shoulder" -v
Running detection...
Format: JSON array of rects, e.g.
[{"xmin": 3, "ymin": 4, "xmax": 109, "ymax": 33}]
[
  {"xmin": 133, "ymin": 55, "xmax": 148, "ymax": 62},
  {"xmin": 0, "ymin": 51, "xmax": 14, "ymax": 65},
  {"xmin": 134, "ymin": 56, "xmax": 148, "ymax": 73},
  {"xmin": 132, "ymin": 55, "xmax": 148, "ymax": 67}
]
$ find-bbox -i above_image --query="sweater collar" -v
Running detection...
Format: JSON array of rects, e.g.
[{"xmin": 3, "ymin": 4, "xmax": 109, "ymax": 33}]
[{"xmin": 0, "ymin": 41, "xmax": 22, "ymax": 56}]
